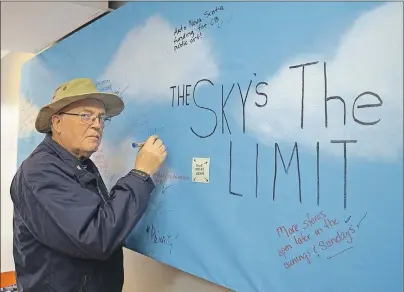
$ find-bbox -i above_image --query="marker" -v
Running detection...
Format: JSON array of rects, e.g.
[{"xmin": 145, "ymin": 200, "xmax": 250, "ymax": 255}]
[{"xmin": 132, "ymin": 142, "xmax": 145, "ymax": 148}]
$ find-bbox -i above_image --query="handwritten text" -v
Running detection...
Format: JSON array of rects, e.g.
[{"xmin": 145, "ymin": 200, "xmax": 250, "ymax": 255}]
[
  {"xmin": 171, "ymin": 61, "xmax": 383, "ymax": 208},
  {"xmin": 275, "ymin": 211, "xmax": 367, "ymax": 269},
  {"xmin": 173, "ymin": 6, "xmax": 226, "ymax": 52}
]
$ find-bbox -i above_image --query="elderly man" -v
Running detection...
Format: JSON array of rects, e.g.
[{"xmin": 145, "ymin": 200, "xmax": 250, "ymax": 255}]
[{"xmin": 10, "ymin": 78, "xmax": 167, "ymax": 292}]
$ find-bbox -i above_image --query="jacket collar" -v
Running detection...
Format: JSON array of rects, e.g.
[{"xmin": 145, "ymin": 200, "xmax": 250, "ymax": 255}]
[
  {"xmin": 42, "ymin": 134, "xmax": 94, "ymax": 176},
  {"xmin": 42, "ymin": 134, "xmax": 110, "ymax": 197}
]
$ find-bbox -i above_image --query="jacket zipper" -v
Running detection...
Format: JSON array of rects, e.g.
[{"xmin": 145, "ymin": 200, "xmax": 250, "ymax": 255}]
[
  {"xmin": 79, "ymin": 274, "xmax": 88, "ymax": 292},
  {"xmin": 96, "ymin": 179, "xmax": 107, "ymax": 203},
  {"xmin": 98, "ymin": 173, "xmax": 111, "ymax": 197}
]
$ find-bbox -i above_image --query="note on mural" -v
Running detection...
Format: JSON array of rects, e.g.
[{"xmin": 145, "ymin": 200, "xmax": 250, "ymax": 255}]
[
  {"xmin": 173, "ymin": 6, "xmax": 226, "ymax": 52},
  {"xmin": 277, "ymin": 211, "xmax": 368, "ymax": 269}
]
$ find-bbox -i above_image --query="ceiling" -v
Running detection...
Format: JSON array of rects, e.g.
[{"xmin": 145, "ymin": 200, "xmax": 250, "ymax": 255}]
[{"xmin": 1, "ymin": 1, "xmax": 121, "ymax": 58}]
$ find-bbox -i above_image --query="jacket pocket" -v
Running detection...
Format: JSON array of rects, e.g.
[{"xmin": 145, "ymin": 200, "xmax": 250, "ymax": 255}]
[{"xmin": 79, "ymin": 274, "xmax": 88, "ymax": 292}]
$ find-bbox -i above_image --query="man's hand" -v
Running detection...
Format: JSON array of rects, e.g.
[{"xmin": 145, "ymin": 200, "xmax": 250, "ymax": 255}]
[{"xmin": 134, "ymin": 135, "xmax": 167, "ymax": 176}]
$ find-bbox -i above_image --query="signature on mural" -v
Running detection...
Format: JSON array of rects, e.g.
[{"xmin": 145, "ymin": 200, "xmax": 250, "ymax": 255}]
[
  {"xmin": 96, "ymin": 79, "xmax": 130, "ymax": 99},
  {"xmin": 145, "ymin": 224, "xmax": 179, "ymax": 254},
  {"xmin": 132, "ymin": 113, "xmax": 150, "ymax": 128}
]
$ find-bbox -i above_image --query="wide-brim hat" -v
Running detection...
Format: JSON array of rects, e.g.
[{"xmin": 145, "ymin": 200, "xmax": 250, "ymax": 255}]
[{"xmin": 35, "ymin": 78, "xmax": 125, "ymax": 133}]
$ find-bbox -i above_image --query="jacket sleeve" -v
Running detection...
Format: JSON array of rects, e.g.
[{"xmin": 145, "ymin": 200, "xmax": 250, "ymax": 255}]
[{"xmin": 14, "ymin": 157, "xmax": 155, "ymax": 261}]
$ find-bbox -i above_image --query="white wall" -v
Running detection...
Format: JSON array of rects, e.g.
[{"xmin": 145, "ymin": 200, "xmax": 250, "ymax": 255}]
[
  {"xmin": 122, "ymin": 250, "xmax": 230, "ymax": 292},
  {"xmin": 0, "ymin": 52, "xmax": 229, "ymax": 291},
  {"xmin": 1, "ymin": 52, "xmax": 35, "ymax": 272}
]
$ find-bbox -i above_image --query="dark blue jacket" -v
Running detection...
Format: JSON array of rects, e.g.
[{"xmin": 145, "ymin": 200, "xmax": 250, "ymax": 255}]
[{"xmin": 10, "ymin": 134, "xmax": 155, "ymax": 292}]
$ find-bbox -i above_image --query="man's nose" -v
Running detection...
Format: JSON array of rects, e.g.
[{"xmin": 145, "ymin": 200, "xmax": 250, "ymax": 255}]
[{"xmin": 91, "ymin": 117, "xmax": 102, "ymax": 129}]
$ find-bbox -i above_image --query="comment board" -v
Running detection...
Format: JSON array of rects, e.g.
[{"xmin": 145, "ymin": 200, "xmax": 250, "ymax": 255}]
[{"xmin": 17, "ymin": 2, "xmax": 403, "ymax": 292}]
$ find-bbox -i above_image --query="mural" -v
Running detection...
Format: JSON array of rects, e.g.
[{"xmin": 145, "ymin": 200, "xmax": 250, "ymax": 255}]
[{"xmin": 18, "ymin": 2, "xmax": 403, "ymax": 292}]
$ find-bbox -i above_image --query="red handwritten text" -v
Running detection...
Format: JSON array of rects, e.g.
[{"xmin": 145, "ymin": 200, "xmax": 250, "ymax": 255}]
[
  {"xmin": 278, "ymin": 244, "xmax": 293, "ymax": 258},
  {"xmin": 283, "ymin": 251, "xmax": 312, "ymax": 269},
  {"xmin": 302, "ymin": 210, "xmax": 326, "ymax": 230},
  {"xmin": 276, "ymin": 224, "xmax": 299, "ymax": 238},
  {"xmin": 317, "ymin": 225, "xmax": 355, "ymax": 251}
]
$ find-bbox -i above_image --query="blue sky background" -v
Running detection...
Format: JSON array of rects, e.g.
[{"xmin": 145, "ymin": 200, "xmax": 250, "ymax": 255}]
[{"xmin": 18, "ymin": 2, "xmax": 402, "ymax": 292}]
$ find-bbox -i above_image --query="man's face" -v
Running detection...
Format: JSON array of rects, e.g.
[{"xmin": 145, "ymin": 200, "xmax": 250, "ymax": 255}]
[{"xmin": 51, "ymin": 98, "xmax": 107, "ymax": 158}]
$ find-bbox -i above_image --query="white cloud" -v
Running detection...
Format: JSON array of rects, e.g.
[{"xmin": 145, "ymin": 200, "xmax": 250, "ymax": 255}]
[
  {"xmin": 92, "ymin": 137, "xmax": 134, "ymax": 189},
  {"xmin": 242, "ymin": 3, "xmax": 403, "ymax": 162},
  {"xmin": 99, "ymin": 15, "xmax": 219, "ymax": 101},
  {"xmin": 18, "ymin": 95, "xmax": 40, "ymax": 138}
]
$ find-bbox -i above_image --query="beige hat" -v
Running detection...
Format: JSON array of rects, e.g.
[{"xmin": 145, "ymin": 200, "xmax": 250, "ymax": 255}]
[{"xmin": 35, "ymin": 78, "xmax": 125, "ymax": 133}]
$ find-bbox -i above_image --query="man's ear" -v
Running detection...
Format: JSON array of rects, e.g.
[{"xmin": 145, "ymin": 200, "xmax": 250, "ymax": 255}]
[{"xmin": 51, "ymin": 115, "xmax": 62, "ymax": 134}]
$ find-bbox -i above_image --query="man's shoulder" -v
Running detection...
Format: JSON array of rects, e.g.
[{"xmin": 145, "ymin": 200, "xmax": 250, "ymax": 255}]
[
  {"xmin": 20, "ymin": 143, "xmax": 73, "ymax": 182},
  {"xmin": 10, "ymin": 142, "xmax": 68, "ymax": 196}
]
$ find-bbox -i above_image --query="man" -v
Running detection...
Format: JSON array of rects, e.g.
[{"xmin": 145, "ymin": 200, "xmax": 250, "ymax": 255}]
[{"xmin": 10, "ymin": 78, "xmax": 167, "ymax": 292}]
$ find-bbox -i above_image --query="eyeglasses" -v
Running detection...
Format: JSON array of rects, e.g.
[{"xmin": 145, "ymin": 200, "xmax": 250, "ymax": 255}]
[{"xmin": 59, "ymin": 112, "xmax": 111, "ymax": 127}]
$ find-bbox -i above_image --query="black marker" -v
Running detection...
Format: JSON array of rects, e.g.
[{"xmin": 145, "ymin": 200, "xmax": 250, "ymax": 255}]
[{"xmin": 132, "ymin": 142, "xmax": 145, "ymax": 148}]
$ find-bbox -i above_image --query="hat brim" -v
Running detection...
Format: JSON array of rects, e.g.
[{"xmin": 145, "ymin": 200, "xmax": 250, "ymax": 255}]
[{"xmin": 35, "ymin": 92, "xmax": 125, "ymax": 133}]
